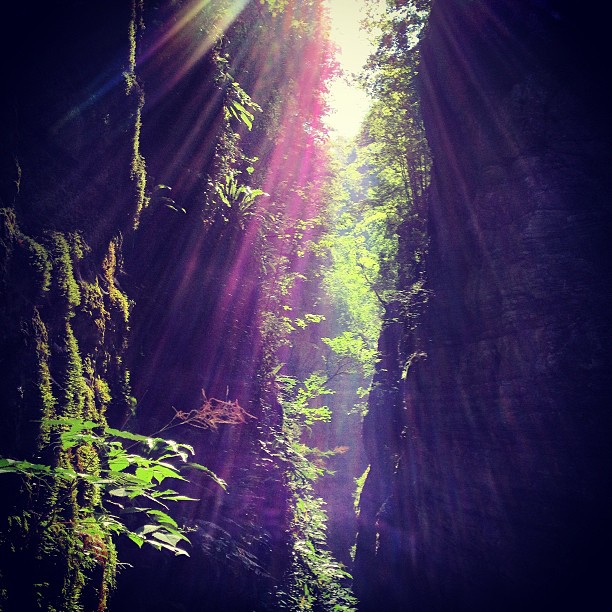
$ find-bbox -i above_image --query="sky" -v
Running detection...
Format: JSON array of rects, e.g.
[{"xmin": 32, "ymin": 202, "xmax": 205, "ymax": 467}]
[{"xmin": 325, "ymin": 0, "xmax": 379, "ymax": 138}]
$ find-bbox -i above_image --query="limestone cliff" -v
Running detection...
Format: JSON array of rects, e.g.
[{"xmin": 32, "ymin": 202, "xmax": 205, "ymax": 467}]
[{"xmin": 355, "ymin": 1, "xmax": 612, "ymax": 610}]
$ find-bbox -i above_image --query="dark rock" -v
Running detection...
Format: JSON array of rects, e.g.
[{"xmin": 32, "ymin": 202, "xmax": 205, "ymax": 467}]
[{"xmin": 356, "ymin": 1, "xmax": 612, "ymax": 610}]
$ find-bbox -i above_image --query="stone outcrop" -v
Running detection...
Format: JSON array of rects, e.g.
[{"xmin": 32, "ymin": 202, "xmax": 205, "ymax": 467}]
[{"xmin": 356, "ymin": 1, "xmax": 612, "ymax": 610}]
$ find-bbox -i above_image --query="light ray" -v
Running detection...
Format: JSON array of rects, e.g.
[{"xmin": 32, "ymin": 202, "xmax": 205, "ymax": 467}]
[
  {"xmin": 139, "ymin": 0, "xmax": 249, "ymax": 92},
  {"xmin": 324, "ymin": 0, "xmax": 382, "ymax": 138}
]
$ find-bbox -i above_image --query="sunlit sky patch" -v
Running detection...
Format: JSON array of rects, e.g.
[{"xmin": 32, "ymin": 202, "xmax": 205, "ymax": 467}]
[{"xmin": 325, "ymin": 0, "xmax": 383, "ymax": 139}]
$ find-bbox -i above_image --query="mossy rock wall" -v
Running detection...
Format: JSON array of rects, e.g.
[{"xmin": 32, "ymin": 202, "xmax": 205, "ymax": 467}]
[{"xmin": 0, "ymin": 2, "xmax": 141, "ymax": 609}]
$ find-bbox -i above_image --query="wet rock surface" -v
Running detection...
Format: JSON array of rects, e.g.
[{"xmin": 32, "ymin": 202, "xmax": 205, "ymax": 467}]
[{"xmin": 356, "ymin": 1, "xmax": 612, "ymax": 610}]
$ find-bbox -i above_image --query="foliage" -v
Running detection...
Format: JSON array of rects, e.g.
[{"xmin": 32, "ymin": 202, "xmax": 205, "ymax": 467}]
[
  {"xmin": 0, "ymin": 417, "xmax": 224, "ymax": 559},
  {"xmin": 266, "ymin": 296, "xmax": 360, "ymax": 609},
  {"xmin": 49, "ymin": 232, "xmax": 81, "ymax": 311},
  {"xmin": 203, "ymin": 46, "xmax": 269, "ymax": 230},
  {"xmin": 362, "ymin": 0, "xmax": 431, "ymax": 86},
  {"xmin": 280, "ymin": 491, "xmax": 357, "ymax": 612},
  {"xmin": 127, "ymin": 0, "xmax": 148, "ymax": 226},
  {"xmin": 342, "ymin": 0, "xmax": 432, "ymax": 583},
  {"xmin": 214, "ymin": 173, "xmax": 268, "ymax": 228},
  {"xmin": 260, "ymin": 0, "xmax": 290, "ymax": 17},
  {"xmin": 197, "ymin": 9, "xmax": 357, "ymax": 605},
  {"xmin": 353, "ymin": 466, "xmax": 370, "ymax": 516},
  {"xmin": 216, "ymin": 49, "xmax": 263, "ymax": 133},
  {"xmin": 314, "ymin": 0, "xmax": 432, "ymax": 367},
  {"xmin": 0, "ymin": 208, "xmax": 52, "ymax": 294},
  {"xmin": 317, "ymin": 223, "xmax": 384, "ymax": 347},
  {"xmin": 321, "ymin": 332, "xmax": 377, "ymax": 373},
  {"xmin": 260, "ymin": 433, "xmax": 357, "ymax": 611},
  {"xmin": 278, "ymin": 372, "xmax": 334, "ymax": 429},
  {"xmin": 256, "ymin": 237, "xmax": 361, "ymax": 609},
  {"xmin": 224, "ymin": 83, "xmax": 261, "ymax": 132},
  {"xmin": 312, "ymin": 147, "xmax": 388, "ymax": 388}
]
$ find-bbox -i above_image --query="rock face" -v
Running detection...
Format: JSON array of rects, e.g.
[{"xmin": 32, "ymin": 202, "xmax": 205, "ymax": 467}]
[{"xmin": 356, "ymin": 1, "xmax": 612, "ymax": 610}]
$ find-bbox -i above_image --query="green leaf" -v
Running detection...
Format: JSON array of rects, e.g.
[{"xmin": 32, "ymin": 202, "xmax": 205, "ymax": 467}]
[
  {"xmin": 127, "ymin": 532, "xmax": 145, "ymax": 548},
  {"xmin": 146, "ymin": 509, "xmax": 178, "ymax": 528},
  {"xmin": 151, "ymin": 530, "xmax": 189, "ymax": 547},
  {"xmin": 166, "ymin": 439, "xmax": 193, "ymax": 462},
  {"xmin": 135, "ymin": 467, "xmax": 155, "ymax": 484},
  {"xmin": 229, "ymin": 101, "xmax": 255, "ymax": 130},
  {"xmin": 150, "ymin": 488, "xmax": 175, "ymax": 498},
  {"xmin": 108, "ymin": 487, "xmax": 130, "ymax": 498},
  {"xmin": 147, "ymin": 539, "xmax": 190, "ymax": 556},
  {"xmin": 45, "ymin": 418, "xmax": 100, "ymax": 431},
  {"xmin": 231, "ymin": 101, "xmax": 248, "ymax": 115},
  {"xmin": 117, "ymin": 506, "xmax": 148, "ymax": 515},
  {"xmin": 75, "ymin": 473, "xmax": 112, "ymax": 485},
  {"xmin": 154, "ymin": 464, "xmax": 185, "ymax": 483},
  {"xmin": 162, "ymin": 494, "xmax": 199, "ymax": 502},
  {"xmin": 241, "ymin": 113, "xmax": 253, "ymax": 130},
  {"xmin": 3, "ymin": 417, "xmax": 211, "ymax": 566},
  {"xmin": 0, "ymin": 458, "xmax": 53, "ymax": 476},
  {"xmin": 270, "ymin": 363, "xmax": 285, "ymax": 377},
  {"xmin": 185, "ymin": 462, "xmax": 227, "ymax": 490},
  {"xmin": 105, "ymin": 427, "xmax": 154, "ymax": 444},
  {"xmin": 108, "ymin": 456, "xmax": 130, "ymax": 472},
  {"xmin": 136, "ymin": 524, "xmax": 162, "ymax": 537}
]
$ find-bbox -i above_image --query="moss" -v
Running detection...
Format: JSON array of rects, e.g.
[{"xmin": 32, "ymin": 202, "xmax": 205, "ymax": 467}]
[
  {"xmin": 131, "ymin": 105, "xmax": 149, "ymax": 225},
  {"xmin": 35, "ymin": 435, "xmax": 114, "ymax": 612},
  {"xmin": 120, "ymin": 369, "xmax": 137, "ymax": 416},
  {"xmin": 69, "ymin": 232, "xmax": 90, "ymax": 261},
  {"xmin": 49, "ymin": 232, "xmax": 81, "ymax": 313},
  {"xmin": 33, "ymin": 308, "xmax": 57, "ymax": 447},
  {"xmin": 73, "ymin": 237, "xmax": 134, "ymax": 425},
  {"xmin": 83, "ymin": 379, "xmax": 98, "ymax": 423},
  {"xmin": 33, "ymin": 339, "xmax": 109, "ymax": 610},
  {"xmin": 0, "ymin": 5, "xmax": 143, "ymax": 609},
  {"xmin": 127, "ymin": 0, "xmax": 148, "ymax": 226},
  {"xmin": 0, "ymin": 207, "xmax": 15, "ymax": 280},
  {"xmin": 59, "ymin": 519, "xmax": 87, "ymax": 612},
  {"xmin": 60, "ymin": 322, "xmax": 87, "ymax": 420},
  {"xmin": 99, "ymin": 538, "xmax": 118, "ymax": 611},
  {"xmin": 79, "ymin": 278, "xmax": 110, "ymax": 346},
  {"xmin": 127, "ymin": 16, "xmax": 137, "ymax": 81},
  {"xmin": 6, "ymin": 223, "xmax": 127, "ymax": 612},
  {"xmin": 19, "ymin": 234, "xmax": 52, "ymax": 294},
  {"xmin": 81, "ymin": 357, "xmax": 112, "ymax": 423},
  {"xmin": 34, "ymin": 474, "xmax": 85, "ymax": 611},
  {"xmin": 1, "ymin": 208, "xmax": 52, "ymax": 295},
  {"xmin": 101, "ymin": 239, "xmax": 131, "ymax": 325},
  {"xmin": 75, "ymin": 445, "xmax": 102, "ymax": 507},
  {"xmin": 353, "ymin": 465, "xmax": 370, "ymax": 516},
  {"xmin": 0, "ymin": 5, "xmax": 143, "ymax": 608},
  {"xmin": 94, "ymin": 377, "xmax": 112, "ymax": 409}
]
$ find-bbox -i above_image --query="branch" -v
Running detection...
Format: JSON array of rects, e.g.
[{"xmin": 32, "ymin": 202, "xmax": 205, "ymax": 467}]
[{"xmin": 173, "ymin": 390, "xmax": 255, "ymax": 430}]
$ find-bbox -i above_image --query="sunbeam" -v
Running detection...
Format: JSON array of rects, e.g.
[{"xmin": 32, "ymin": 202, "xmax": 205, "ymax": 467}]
[{"xmin": 324, "ymin": 0, "xmax": 382, "ymax": 138}]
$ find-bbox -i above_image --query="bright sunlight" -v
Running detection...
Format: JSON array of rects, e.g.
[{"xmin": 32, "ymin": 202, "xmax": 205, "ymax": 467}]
[{"xmin": 325, "ymin": 0, "xmax": 381, "ymax": 138}]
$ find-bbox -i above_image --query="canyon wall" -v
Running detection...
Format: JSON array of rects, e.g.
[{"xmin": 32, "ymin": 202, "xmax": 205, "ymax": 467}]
[{"xmin": 356, "ymin": 1, "xmax": 612, "ymax": 610}]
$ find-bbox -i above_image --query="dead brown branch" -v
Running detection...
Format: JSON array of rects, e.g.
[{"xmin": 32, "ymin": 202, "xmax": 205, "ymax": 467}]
[{"xmin": 173, "ymin": 390, "xmax": 255, "ymax": 430}]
